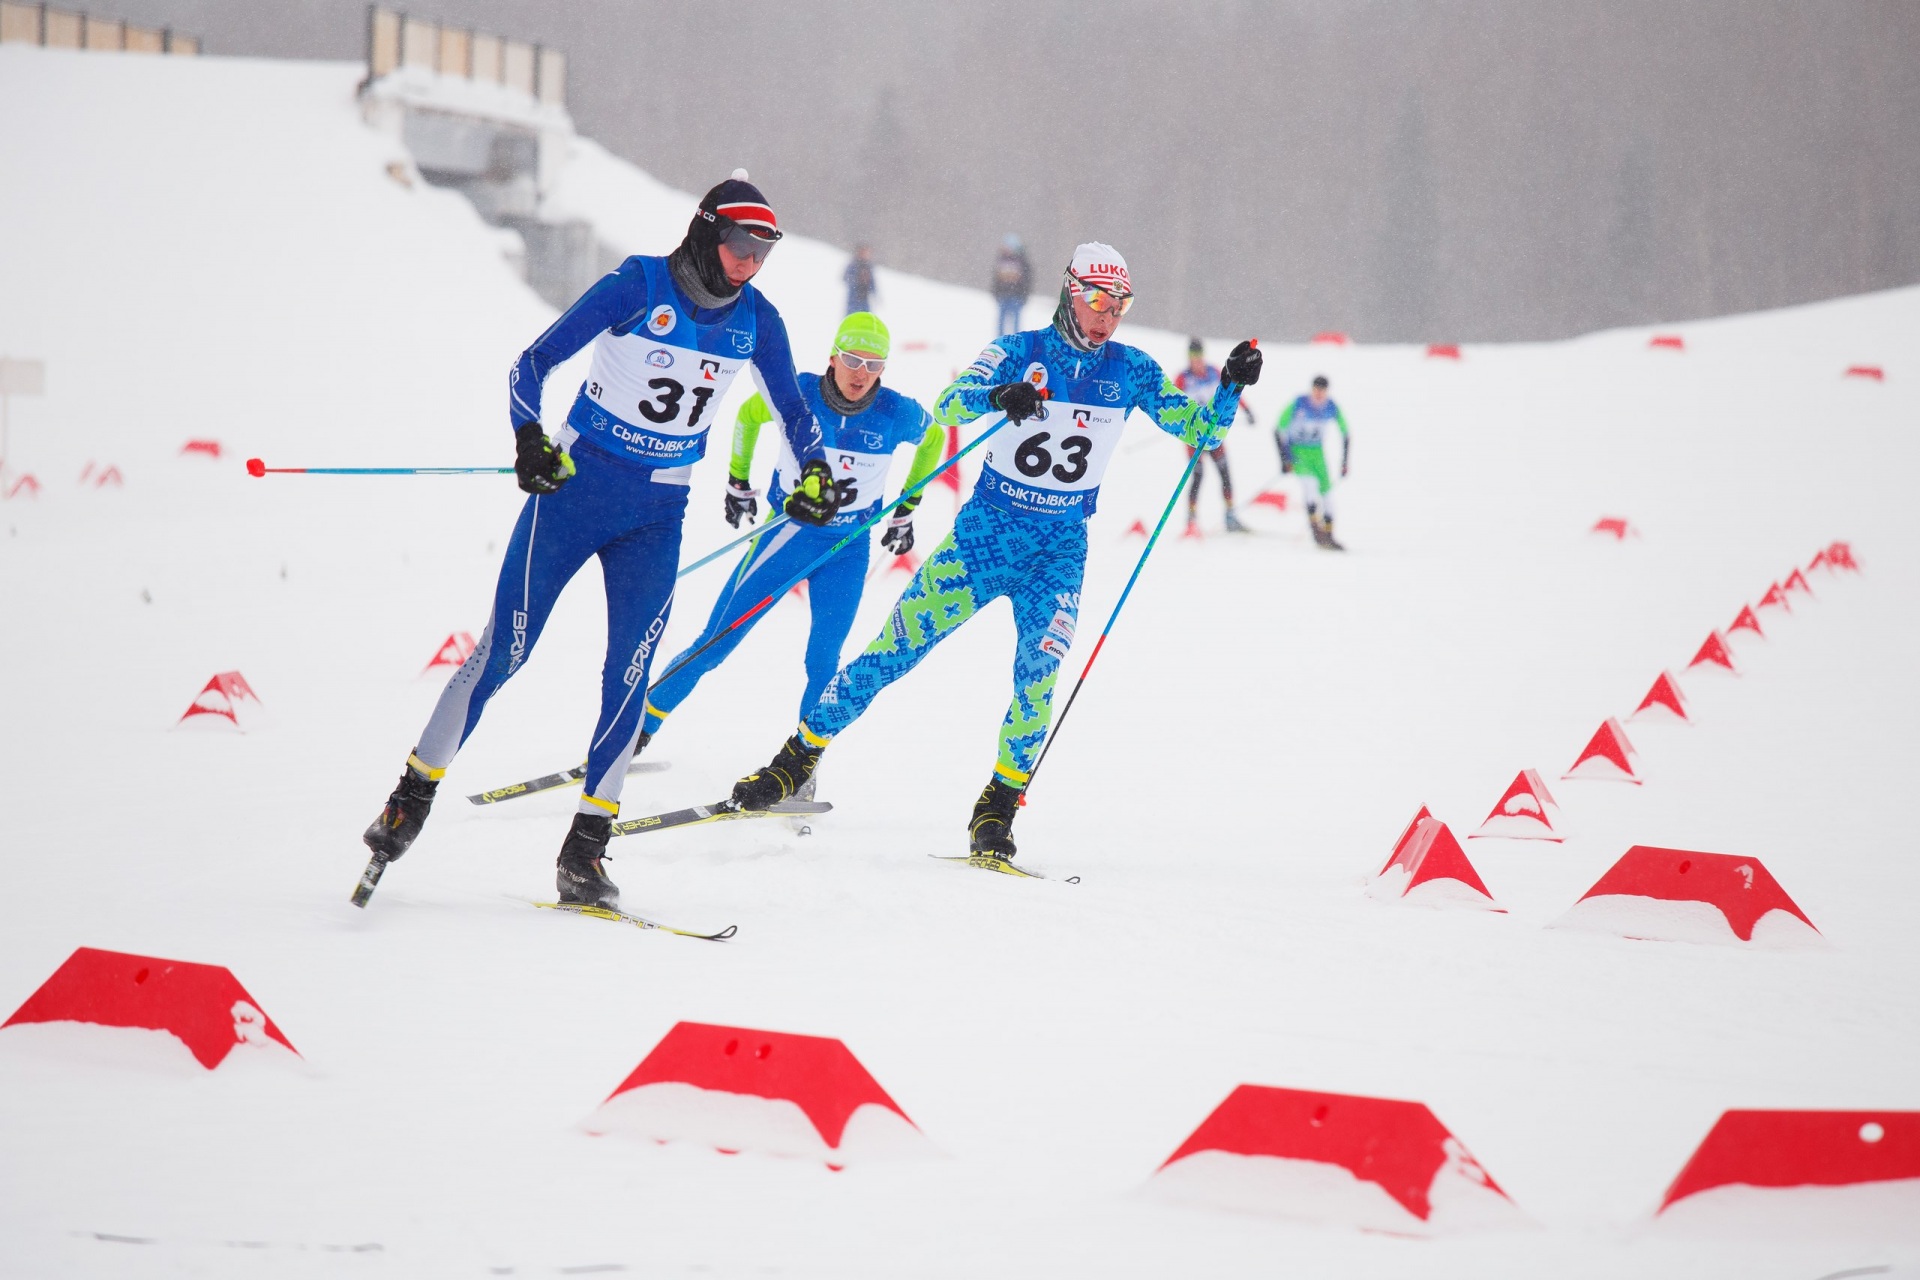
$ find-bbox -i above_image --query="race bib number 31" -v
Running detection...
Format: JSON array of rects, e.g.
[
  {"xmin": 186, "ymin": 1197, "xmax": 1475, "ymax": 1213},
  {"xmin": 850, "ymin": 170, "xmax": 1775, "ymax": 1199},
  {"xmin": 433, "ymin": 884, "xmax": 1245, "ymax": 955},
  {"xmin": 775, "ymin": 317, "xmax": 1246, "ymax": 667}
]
[{"xmin": 582, "ymin": 333, "xmax": 749, "ymax": 465}]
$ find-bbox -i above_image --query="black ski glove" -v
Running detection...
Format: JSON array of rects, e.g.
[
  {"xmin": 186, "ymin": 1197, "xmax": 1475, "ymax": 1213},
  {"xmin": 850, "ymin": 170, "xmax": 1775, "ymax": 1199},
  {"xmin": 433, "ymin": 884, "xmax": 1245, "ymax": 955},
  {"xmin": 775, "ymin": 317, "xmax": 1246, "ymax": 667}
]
[
  {"xmin": 514, "ymin": 422, "xmax": 574, "ymax": 495},
  {"xmin": 1278, "ymin": 437, "xmax": 1295, "ymax": 473},
  {"xmin": 784, "ymin": 458, "xmax": 843, "ymax": 527},
  {"xmin": 881, "ymin": 495, "xmax": 920, "ymax": 555},
  {"xmin": 724, "ymin": 475, "xmax": 759, "ymax": 528},
  {"xmin": 1342, "ymin": 439, "xmax": 1352, "ymax": 478},
  {"xmin": 1222, "ymin": 339, "xmax": 1263, "ymax": 387},
  {"xmin": 988, "ymin": 380, "xmax": 1050, "ymax": 424}
]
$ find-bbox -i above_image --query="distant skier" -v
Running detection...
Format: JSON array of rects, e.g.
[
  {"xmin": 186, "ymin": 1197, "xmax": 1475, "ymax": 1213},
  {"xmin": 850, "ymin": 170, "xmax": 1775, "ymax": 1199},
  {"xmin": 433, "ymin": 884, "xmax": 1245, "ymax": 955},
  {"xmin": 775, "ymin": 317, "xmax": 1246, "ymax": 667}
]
[
  {"xmin": 638, "ymin": 311, "xmax": 944, "ymax": 781},
  {"xmin": 1175, "ymin": 337, "xmax": 1251, "ymax": 535},
  {"xmin": 721, "ymin": 242, "xmax": 1261, "ymax": 862},
  {"xmin": 991, "ymin": 234, "xmax": 1032, "ymax": 336},
  {"xmin": 844, "ymin": 245, "xmax": 877, "ymax": 315},
  {"xmin": 360, "ymin": 171, "xmax": 844, "ymax": 909},
  {"xmin": 1275, "ymin": 374, "xmax": 1351, "ymax": 550}
]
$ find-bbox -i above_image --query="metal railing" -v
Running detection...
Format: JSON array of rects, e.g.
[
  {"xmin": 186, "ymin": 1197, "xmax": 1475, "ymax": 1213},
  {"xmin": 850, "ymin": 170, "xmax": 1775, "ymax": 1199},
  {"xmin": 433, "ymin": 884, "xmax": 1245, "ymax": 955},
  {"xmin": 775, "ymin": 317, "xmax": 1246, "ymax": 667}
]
[
  {"xmin": 0, "ymin": 2, "xmax": 197, "ymax": 52},
  {"xmin": 365, "ymin": 5, "xmax": 562, "ymax": 107}
]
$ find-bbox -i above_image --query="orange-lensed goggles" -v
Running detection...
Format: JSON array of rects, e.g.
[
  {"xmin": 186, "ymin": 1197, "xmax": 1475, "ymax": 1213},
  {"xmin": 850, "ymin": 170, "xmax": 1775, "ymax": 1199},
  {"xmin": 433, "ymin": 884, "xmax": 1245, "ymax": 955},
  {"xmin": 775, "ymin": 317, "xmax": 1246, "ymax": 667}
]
[{"xmin": 1069, "ymin": 272, "xmax": 1134, "ymax": 316}]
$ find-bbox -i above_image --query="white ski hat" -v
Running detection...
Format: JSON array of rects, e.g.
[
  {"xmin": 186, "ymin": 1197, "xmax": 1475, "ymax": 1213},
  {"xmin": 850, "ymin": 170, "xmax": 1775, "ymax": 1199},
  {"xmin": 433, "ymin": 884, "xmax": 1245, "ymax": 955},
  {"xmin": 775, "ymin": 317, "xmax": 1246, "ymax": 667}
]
[{"xmin": 1065, "ymin": 241, "xmax": 1130, "ymax": 296}]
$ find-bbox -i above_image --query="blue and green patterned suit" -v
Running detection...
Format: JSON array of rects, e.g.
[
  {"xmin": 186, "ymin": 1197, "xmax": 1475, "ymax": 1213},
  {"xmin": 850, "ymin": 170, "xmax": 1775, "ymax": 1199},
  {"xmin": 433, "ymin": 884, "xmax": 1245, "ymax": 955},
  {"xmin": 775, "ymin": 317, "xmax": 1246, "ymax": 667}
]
[{"xmin": 797, "ymin": 324, "xmax": 1242, "ymax": 785}]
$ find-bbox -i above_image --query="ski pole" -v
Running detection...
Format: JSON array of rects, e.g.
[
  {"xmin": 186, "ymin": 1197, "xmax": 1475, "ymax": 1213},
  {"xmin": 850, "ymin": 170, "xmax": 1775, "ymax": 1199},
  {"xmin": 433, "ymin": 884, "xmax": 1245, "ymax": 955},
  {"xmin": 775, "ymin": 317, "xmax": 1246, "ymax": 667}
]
[
  {"xmin": 645, "ymin": 411, "xmax": 1015, "ymax": 695},
  {"xmin": 1023, "ymin": 357, "xmax": 1255, "ymax": 794},
  {"xmin": 246, "ymin": 458, "xmax": 511, "ymax": 476},
  {"xmin": 676, "ymin": 511, "xmax": 794, "ymax": 579}
]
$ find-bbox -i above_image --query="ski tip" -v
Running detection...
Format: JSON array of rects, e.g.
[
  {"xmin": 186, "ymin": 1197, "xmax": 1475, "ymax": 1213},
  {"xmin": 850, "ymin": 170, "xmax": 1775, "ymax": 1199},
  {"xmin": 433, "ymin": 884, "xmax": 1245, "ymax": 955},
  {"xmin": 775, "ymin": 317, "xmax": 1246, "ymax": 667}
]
[{"xmin": 709, "ymin": 924, "xmax": 739, "ymax": 941}]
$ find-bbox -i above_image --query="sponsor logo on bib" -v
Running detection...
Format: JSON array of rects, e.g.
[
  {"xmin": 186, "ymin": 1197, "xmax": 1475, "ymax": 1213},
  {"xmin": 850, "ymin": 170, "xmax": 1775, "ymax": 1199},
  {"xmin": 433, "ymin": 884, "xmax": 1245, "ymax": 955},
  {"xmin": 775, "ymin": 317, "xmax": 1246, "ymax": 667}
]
[
  {"xmin": 646, "ymin": 348, "xmax": 674, "ymax": 368},
  {"xmin": 1095, "ymin": 380, "xmax": 1121, "ymax": 402},
  {"xmin": 648, "ymin": 305, "xmax": 676, "ymax": 334},
  {"xmin": 727, "ymin": 328, "xmax": 753, "ymax": 354},
  {"xmin": 698, "ymin": 357, "xmax": 721, "ymax": 381},
  {"xmin": 860, "ymin": 430, "xmax": 884, "ymax": 451},
  {"xmin": 1023, "ymin": 362, "xmax": 1049, "ymax": 390}
]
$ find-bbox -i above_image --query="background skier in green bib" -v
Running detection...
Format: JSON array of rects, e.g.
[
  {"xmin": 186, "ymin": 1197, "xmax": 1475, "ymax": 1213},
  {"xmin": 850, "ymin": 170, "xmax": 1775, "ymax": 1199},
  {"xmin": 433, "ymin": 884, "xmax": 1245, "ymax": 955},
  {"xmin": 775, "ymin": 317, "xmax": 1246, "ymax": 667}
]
[
  {"xmin": 1275, "ymin": 374, "xmax": 1352, "ymax": 550},
  {"xmin": 719, "ymin": 242, "xmax": 1262, "ymax": 863},
  {"xmin": 636, "ymin": 312, "xmax": 942, "ymax": 796}
]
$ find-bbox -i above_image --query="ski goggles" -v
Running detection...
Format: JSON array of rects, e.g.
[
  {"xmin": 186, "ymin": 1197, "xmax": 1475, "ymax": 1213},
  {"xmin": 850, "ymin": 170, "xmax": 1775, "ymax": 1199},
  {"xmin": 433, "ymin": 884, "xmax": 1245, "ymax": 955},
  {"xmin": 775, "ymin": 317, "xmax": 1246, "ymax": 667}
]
[
  {"xmin": 719, "ymin": 220, "xmax": 782, "ymax": 262},
  {"xmin": 1068, "ymin": 272, "xmax": 1134, "ymax": 316},
  {"xmin": 834, "ymin": 348, "xmax": 887, "ymax": 372}
]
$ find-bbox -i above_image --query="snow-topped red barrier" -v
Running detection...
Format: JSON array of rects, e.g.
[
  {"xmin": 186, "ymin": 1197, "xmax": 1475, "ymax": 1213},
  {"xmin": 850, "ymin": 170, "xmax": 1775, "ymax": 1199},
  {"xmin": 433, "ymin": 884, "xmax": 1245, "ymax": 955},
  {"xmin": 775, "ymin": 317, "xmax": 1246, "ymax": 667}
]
[
  {"xmin": 1590, "ymin": 516, "xmax": 1636, "ymax": 540},
  {"xmin": 1369, "ymin": 810, "xmax": 1503, "ymax": 911},
  {"xmin": 583, "ymin": 1021, "xmax": 932, "ymax": 1166},
  {"xmin": 1550, "ymin": 846, "xmax": 1822, "ymax": 947},
  {"xmin": 175, "ymin": 670, "xmax": 265, "ymax": 731},
  {"xmin": 2, "ymin": 946, "xmax": 298, "ymax": 1069},
  {"xmin": 420, "ymin": 631, "xmax": 475, "ymax": 675},
  {"xmin": 1656, "ymin": 1110, "xmax": 1920, "ymax": 1236},
  {"xmin": 1649, "ymin": 334, "xmax": 1685, "ymax": 351},
  {"xmin": 1149, "ymin": 1085, "xmax": 1526, "ymax": 1234},
  {"xmin": 1562, "ymin": 717, "xmax": 1641, "ymax": 784},
  {"xmin": 1727, "ymin": 605, "xmax": 1765, "ymax": 641},
  {"xmin": 1469, "ymin": 769, "xmax": 1564, "ymax": 841},
  {"xmin": 1425, "ymin": 343, "xmax": 1461, "ymax": 359},
  {"xmin": 1628, "ymin": 672, "xmax": 1690, "ymax": 725}
]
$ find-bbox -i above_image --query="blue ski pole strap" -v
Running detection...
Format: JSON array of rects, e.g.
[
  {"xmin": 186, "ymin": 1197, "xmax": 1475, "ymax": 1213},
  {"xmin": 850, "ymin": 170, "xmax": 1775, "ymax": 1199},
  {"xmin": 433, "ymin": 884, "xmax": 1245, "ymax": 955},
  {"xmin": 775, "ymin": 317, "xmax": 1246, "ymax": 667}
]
[
  {"xmin": 1023, "ymin": 442, "xmax": 1207, "ymax": 792},
  {"xmin": 646, "ymin": 414, "xmax": 1014, "ymax": 695}
]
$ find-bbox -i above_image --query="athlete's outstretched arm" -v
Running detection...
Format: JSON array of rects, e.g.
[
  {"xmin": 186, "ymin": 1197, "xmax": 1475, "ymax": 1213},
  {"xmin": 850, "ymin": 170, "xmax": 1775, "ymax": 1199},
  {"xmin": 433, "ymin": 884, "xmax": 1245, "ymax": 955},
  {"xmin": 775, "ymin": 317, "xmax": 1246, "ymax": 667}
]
[
  {"xmin": 1125, "ymin": 347, "xmax": 1243, "ymax": 448},
  {"xmin": 506, "ymin": 259, "xmax": 648, "ymax": 429},
  {"xmin": 935, "ymin": 342, "xmax": 1016, "ymax": 426},
  {"xmin": 729, "ymin": 394, "xmax": 772, "ymax": 482},
  {"xmin": 895, "ymin": 417, "xmax": 946, "ymax": 502},
  {"xmin": 748, "ymin": 294, "xmax": 824, "ymax": 466}
]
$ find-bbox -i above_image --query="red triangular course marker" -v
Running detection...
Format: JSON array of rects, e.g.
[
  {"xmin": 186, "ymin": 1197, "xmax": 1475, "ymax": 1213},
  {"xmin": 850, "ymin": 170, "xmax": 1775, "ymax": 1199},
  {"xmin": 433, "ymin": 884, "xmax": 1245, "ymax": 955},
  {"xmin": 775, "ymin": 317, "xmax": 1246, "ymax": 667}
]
[
  {"xmin": 582, "ymin": 1021, "xmax": 928, "ymax": 1166},
  {"xmin": 1649, "ymin": 334, "xmax": 1685, "ymax": 351},
  {"xmin": 1124, "ymin": 519, "xmax": 1150, "ymax": 539},
  {"xmin": 1629, "ymin": 672, "xmax": 1690, "ymax": 725},
  {"xmin": 4, "ymin": 474, "xmax": 40, "ymax": 500},
  {"xmin": 1250, "ymin": 490, "xmax": 1289, "ymax": 512},
  {"xmin": 180, "ymin": 439, "xmax": 223, "ymax": 458},
  {"xmin": 1826, "ymin": 541, "xmax": 1860, "ymax": 572},
  {"xmin": 1151, "ymin": 1085, "xmax": 1524, "ymax": 1233},
  {"xmin": 1659, "ymin": 1110, "xmax": 1920, "ymax": 1211},
  {"xmin": 1727, "ymin": 606, "xmax": 1765, "ymax": 639},
  {"xmin": 1756, "ymin": 582, "xmax": 1792, "ymax": 613},
  {"xmin": 421, "ymin": 631, "xmax": 476, "ymax": 675},
  {"xmin": 176, "ymin": 671, "xmax": 265, "ymax": 731},
  {"xmin": 1311, "ymin": 331, "xmax": 1350, "ymax": 346},
  {"xmin": 1843, "ymin": 365, "xmax": 1885, "ymax": 381},
  {"xmin": 1555, "ymin": 845, "xmax": 1819, "ymax": 945},
  {"xmin": 1, "ymin": 946, "xmax": 298, "ymax": 1069},
  {"xmin": 1782, "ymin": 567, "xmax": 1813, "ymax": 597},
  {"xmin": 1370, "ymin": 812, "xmax": 1503, "ymax": 910},
  {"xmin": 1469, "ymin": 770, "xmax": 1564, "ymax": 841},
  {"xmin": 1687, "ymin": 630, "xmax": 1737, "ymax": 674},
  {"xmin": 1562, "ymin": 717, "xmax": 1640, "ymax": 784},
  {"xmin": 1591, "ymin": 516, "xmax": 1634, "ymax": 540}
]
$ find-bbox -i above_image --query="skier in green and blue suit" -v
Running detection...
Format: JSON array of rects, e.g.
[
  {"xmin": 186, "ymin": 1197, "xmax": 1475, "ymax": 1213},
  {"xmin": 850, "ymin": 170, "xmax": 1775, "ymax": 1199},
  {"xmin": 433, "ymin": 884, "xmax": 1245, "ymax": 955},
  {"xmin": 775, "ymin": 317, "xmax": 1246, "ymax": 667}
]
[
  {"xmin": 1275, "ymin": 374, "xmax": 1351, "ymax": 550},
  {"xmin": 638, "ymin": 312, "xmax": 945, "ymax": 772},
  {"xmin": 721, "ymin": 242, "xmax": 1263, "ymax": 860}
]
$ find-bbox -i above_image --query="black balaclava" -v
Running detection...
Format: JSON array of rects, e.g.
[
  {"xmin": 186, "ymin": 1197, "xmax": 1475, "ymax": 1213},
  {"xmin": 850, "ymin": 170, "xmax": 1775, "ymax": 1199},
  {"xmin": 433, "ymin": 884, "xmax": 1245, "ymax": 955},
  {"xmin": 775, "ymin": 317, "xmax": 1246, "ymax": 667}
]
[{"xmin": 668, "ymin": 171, "xmax": 776, "ymax": 310}]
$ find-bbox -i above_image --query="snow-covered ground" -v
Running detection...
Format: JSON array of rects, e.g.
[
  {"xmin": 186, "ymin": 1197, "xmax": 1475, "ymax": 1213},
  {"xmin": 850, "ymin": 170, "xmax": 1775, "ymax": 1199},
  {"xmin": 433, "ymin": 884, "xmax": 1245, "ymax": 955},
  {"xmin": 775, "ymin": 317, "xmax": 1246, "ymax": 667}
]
[{"xmin": 3, "ymin": 46, "xmax": 1917, "ymax": 1279}]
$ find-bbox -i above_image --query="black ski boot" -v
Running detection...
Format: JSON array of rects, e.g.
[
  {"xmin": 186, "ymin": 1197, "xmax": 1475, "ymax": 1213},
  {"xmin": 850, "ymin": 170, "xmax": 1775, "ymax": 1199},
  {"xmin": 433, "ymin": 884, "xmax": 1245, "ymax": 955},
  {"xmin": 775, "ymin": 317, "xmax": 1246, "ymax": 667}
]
[
  {"xmin": 968, "ymin": 776, "xmax": 1024, "ymax": 859},
  {"xmin": 729, "ymin": 733, "xmax": 824, "ymax": 811},
  {"xmin": 631, "ymin": 730, "xmax": 652, "ymax": 759},
  {"xmin": 363, "ymin": 762, "xmax": 440, "ymax": 860},
  {"xmin": 556, "ymin": 813, "xmax": 618, "ymax": 908}
]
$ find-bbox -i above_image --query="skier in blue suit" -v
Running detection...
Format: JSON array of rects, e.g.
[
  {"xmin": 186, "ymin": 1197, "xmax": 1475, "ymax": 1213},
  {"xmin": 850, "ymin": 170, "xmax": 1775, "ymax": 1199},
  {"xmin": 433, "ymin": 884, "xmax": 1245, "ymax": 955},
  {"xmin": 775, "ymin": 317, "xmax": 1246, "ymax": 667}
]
[
  {"xmin": 361, "ymin": 171, "xmax": 844, "ymax": 909},
  {"xmin": 640, "ymin": 311, "xmax": 944, "ymax": 766}
]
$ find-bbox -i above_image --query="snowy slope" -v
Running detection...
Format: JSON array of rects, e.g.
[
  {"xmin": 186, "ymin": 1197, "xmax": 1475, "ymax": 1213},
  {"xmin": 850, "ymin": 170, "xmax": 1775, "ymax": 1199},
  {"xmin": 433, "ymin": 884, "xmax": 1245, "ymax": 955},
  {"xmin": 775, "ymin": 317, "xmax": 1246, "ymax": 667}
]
[{"xmin": 3, "ymin": 44, "xmax": 1919, "ymax": 1279}]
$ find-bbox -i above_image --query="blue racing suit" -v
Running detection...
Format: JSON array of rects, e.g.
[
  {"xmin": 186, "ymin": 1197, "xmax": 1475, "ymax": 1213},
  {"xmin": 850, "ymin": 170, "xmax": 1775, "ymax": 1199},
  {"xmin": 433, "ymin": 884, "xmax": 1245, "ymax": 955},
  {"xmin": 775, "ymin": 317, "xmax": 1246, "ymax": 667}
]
[
  {"xmin": 798, "ymin": 324, "xmax": 1241, "ymax": 785},
  {"xmin": 409, "ymin": 254, "xmax": 823, "ymax": 816},
  {"xmin": 644, "ymin": 374, "xmax": 936, "ymax": 733}
]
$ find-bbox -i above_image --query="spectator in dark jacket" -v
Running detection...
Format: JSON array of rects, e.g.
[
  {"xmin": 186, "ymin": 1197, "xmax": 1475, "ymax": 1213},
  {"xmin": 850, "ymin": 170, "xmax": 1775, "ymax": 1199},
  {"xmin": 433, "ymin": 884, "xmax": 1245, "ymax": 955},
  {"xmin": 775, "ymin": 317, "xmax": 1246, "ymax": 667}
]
[
  {"xmin": 990, "ymin": 234, "xmax": 1031, "ymax": 335},
  {"xmin": 844, "ymin": 244, "xmax": 877, "ymax": 315}
]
